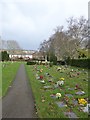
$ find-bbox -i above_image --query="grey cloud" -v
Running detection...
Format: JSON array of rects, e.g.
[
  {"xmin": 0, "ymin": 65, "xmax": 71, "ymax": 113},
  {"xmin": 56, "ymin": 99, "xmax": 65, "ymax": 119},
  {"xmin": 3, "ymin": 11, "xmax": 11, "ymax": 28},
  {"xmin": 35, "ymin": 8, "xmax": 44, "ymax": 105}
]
[{"xmin": 1, "ymin": 0, "xmax": 88, "ymax": 50}]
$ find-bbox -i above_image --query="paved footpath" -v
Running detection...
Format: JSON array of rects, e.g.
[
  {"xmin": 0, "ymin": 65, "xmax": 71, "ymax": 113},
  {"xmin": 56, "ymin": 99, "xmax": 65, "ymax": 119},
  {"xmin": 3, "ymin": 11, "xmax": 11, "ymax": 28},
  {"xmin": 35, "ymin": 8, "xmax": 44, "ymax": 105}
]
[{"xmin": 2, "ymin": 64, "xmax": 38, "ymax": 118}]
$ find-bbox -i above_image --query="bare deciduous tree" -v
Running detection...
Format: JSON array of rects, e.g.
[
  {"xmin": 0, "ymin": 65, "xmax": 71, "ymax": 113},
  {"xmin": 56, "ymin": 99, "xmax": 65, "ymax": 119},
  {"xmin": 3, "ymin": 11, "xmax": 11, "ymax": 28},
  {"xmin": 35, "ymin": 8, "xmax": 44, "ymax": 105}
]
[
  {"xmin": 7, "ymin": 40, "xmax": 21, "ymax": 50},
  {"xmin": 39, "ymin": 16, "xmax": 88, "ymax": 61}
]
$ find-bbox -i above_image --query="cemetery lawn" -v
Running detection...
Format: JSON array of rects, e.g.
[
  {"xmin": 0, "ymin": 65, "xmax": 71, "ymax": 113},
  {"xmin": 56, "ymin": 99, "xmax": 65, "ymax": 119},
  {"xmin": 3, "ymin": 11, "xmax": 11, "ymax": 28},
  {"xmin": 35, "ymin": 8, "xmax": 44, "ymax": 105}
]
[
  {"xmin": 26, "ymin": 64, "xmax": 88, "ymax": 118},
  {"xmin": 2, "ymin": 62, "xmax": 21, "ymax": 97}
]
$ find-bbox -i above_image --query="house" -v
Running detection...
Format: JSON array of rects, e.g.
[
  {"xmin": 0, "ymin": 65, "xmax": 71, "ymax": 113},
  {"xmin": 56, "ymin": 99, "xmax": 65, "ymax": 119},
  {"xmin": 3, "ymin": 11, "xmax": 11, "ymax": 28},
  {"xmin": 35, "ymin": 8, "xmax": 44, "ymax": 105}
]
[
  {"xmin": 0, "ymin": 49, "xmax": 45, "ymax": 61},
  {"xmin": 8, "ymin": 50, "xmax": 35, "ymax": 60}
]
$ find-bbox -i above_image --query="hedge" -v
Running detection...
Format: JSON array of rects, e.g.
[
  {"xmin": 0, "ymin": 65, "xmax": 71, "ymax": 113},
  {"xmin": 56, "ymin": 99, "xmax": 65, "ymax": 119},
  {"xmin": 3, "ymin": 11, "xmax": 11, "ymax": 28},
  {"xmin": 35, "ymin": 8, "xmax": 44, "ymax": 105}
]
[
  {"xmin": 66, "ymin": 58, "xmax": 90, "ymax": 69},
  {"xmin": 27, "ymin": 61, "xmax": 36, "ymax": 65}
]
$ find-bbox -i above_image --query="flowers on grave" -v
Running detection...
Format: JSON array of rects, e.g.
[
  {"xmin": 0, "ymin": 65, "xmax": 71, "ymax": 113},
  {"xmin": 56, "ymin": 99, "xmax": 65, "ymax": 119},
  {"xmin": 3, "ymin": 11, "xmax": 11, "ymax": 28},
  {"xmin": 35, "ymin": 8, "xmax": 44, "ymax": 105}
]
[
  {"xmin": 46, "ymin": 73, "xmax": 49, "ymax": 76},
  {"xmin": 57, "ymin": 67, "xmax": 61, "ymax": 71},
  {"xmin": 40, "ymin": 69, "xmax": 43, "ymax": 72},
  {"xmin": 75, "ymin": 84, "xmax": 80, "ymax": 89},
  {"xmin": 56, "ymin": 93, "xmax": 61, "ymax": 99},
  {"xmin": 77, "ymin": 72, "xmax": 80, "ymax": 75},
  {"xmin": 64, "ymin": 95, "xmax": 76, "ymax": 107},
  {"xmin": 40, "ymin": 75, "xmax": 43, "ymax": 80},
  {"xmin": 60, "ymin": 77, "xmax": 65, "ymax": 81},
  {"xmin": 48, "ymin": 79, "xmax": 53, "ymax": 82},
  {"xmin": 78, "ymin": 98, "xmax": 87, "ymax": 106},
  {"xmin": 71, "ymin": 69, "xmax": 74, "ymax": 72},
  {"xmin": 34, "ymin": 66, "xmax": 38, "ymax": 71},
  {"xmin": 80, "ymin": 104, "xmax": 89, "ymax": 113},
  {"xmin": 57, "ymin": 81, "xmax": 64, "ymax": 86},
  {"xmin": 40, "ymin": 80, "xmax": 45, "ymax": 84},
  {"xmin": 64, "ymin": 96, "xmax": 69, "ymax": 102},
  {"xmin": 42, "ymin": 99, "xmax": 45, "ymax": 102},
  {"xmin": 36, "ymin": 74, "xmax": 40, "ymax": 80}
]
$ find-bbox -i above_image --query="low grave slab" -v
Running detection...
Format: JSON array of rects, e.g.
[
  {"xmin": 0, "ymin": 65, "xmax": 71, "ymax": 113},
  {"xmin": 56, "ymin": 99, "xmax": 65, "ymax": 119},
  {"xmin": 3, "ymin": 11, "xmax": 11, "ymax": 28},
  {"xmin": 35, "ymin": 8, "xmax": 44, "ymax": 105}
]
[
  {"xmin": 68, "ymin": 88, "xmax": 75, "ymax": 90},
  {"xmin": 48, "ymin": 79, "xmax": 53, "ymax": 82},
  {"xmin": 55, "ymin": 101, "xmax": 67, "ymax": 108},
  {"xmin": 53, "ymin": 84, "xmax": 58, "ymax": 89},
  {"xmin": 64, "ymin": 112, "xmax": 78, "ymax": 118},
  {"xmin": 72, "ymin": 99, "xmax": 78, "ymax": 106},
  {"xmin": 40, "ymin": 80, "xmax": 45, "ymax": 84},
  {"xmin": 50, "ymin": 94, "xmax": 56, "ymax": 99},
  {"xmin": 65, "ymin": 94, "xmax": 74, "ymax": 97},
  {"xmin": 75, "ymin": 91, "xmax": 85, "ymax": 95},
  {"xmin": 36, "ymin": 77, "xmax": 40, "ymax": 80},
  {"xmin": 43, "ymin": 85, "xmax": 52, "ymax": 89},
  {"xmin": 80, "ymin": 104, "xmax": 90, "ymax": 113}
]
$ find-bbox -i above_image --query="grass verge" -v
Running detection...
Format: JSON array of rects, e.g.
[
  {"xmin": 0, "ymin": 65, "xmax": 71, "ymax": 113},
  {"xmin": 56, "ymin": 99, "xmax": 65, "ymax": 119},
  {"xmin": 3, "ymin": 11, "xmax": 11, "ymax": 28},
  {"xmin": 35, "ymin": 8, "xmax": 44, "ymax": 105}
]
[{"xmin": 2, "ymin": 61, "xmax": 21, "ymax": 97}]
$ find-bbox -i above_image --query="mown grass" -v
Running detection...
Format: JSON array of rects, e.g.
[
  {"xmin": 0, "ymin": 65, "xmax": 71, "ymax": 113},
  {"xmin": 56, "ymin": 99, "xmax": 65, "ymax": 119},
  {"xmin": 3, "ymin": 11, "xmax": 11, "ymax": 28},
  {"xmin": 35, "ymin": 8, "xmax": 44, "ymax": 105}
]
[
  {"xmin": 2, "ymin": 61, "xmax": 21, "ymax": 97},
  {"xmin": 26, "ymin": 64, "xmax": 88, "ymax": 118}
]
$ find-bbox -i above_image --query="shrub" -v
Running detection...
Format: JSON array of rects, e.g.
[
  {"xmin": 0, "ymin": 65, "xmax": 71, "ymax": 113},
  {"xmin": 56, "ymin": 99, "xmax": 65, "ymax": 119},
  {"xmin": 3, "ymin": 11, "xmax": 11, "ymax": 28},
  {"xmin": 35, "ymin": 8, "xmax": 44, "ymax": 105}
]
[
  {"xmin": 49, "ymin": 62, "xmax": 53, "ymax": 67},
  {"xmin": 1, "ymin": 51, "xmax": 9, "ymax": 61},
  {"xmin": 27, "ymin": 61, "xmax": 36, "ymax": 65}
]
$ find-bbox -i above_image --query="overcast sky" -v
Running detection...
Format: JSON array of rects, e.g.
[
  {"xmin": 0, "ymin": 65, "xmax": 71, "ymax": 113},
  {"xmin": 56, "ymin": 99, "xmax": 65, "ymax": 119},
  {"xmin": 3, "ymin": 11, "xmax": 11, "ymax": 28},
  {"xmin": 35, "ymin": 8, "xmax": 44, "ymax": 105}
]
[{"xmin": 0, "ymin": 0, "xmax": 89, "ymax": 50}]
